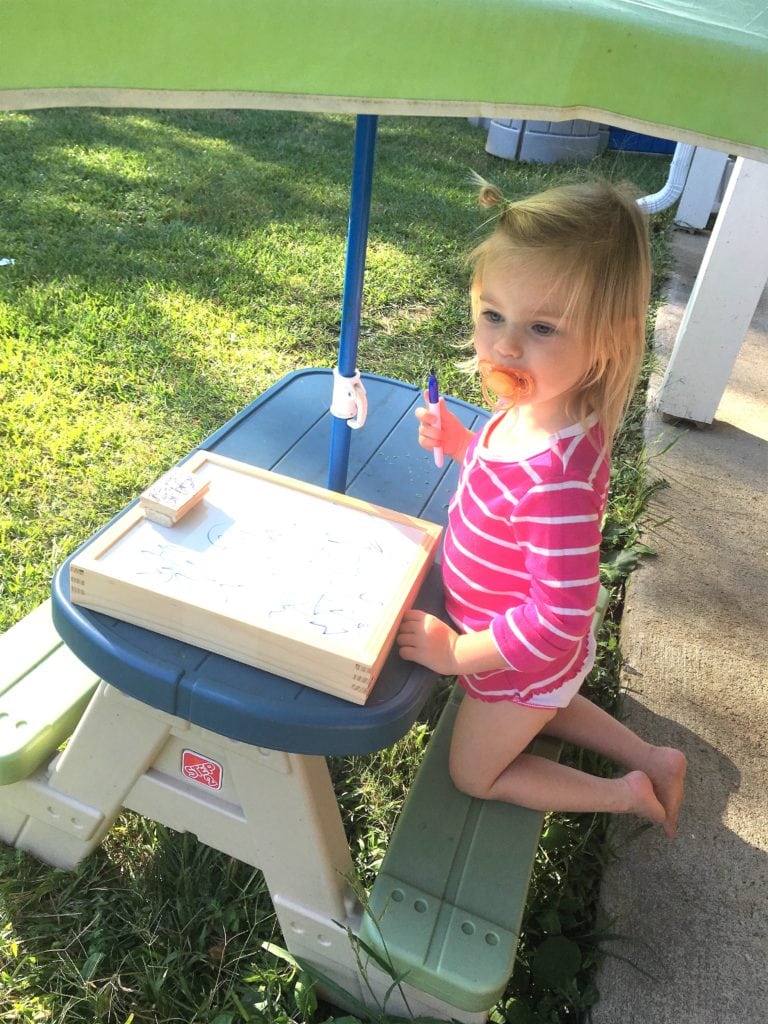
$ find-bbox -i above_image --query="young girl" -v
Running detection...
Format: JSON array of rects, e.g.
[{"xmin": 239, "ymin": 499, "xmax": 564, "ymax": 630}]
[{"xmin": 396, "ymin": 179, "xmax": 687, "ymax": 837}]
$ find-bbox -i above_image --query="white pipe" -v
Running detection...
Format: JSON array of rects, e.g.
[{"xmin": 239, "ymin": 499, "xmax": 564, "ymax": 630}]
[{"xmin": 636, "ymin": 143, "xmax": 697, "ymax": 214}]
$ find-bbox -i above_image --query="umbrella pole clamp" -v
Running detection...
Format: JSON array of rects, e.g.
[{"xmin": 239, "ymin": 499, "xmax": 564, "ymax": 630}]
[{"xmin": 330, "ymin": 367, "xmax": 367, "ymax": 430}]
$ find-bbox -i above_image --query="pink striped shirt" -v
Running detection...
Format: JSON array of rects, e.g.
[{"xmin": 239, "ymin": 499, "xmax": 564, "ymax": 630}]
[{"xmin": 443, "ymin": 413, "xmax": 609, "ymax": 706}]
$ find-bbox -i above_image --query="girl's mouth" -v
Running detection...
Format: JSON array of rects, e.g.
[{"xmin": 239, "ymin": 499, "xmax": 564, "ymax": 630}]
[{"xmin": 478, "ymin": 360, "xmax": 535, "ymax": 409}]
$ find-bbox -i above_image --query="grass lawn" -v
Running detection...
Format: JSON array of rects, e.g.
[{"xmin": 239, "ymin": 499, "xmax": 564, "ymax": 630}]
[{"xmin": 0, "ymin": 109, "xmax": 673, "ymax": 1024}]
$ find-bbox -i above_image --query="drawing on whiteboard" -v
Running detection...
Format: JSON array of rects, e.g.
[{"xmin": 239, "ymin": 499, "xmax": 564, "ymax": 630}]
[
  {"xmin": 121, "ymin": 466, "xmax": 421, "ymax": 647},
  {"xmin": 133, "ymin": 521, "xmax": 391, "ymax": 639}
]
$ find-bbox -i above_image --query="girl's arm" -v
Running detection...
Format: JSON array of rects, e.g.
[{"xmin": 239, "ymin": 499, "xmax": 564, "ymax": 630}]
[
  {"xmin": 396, "ymin": 611, "xmax": 505, "ymax": 676},
  {"xmin": 398, "ymin": 472, "xmax": 606, "ymax": 678},
  {"xmin": 415, "ymin": 396, "xmax": 474, "ymax": 464}
]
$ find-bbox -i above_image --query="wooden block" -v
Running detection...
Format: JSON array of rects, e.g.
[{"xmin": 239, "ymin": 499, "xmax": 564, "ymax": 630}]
[
  {"xmin": 70, "ymin": 451, "xmax": 442, "ymax": 704},
  {"xmin": 140, "ymin": 467, "xmax": 210, "ymax": 525}
]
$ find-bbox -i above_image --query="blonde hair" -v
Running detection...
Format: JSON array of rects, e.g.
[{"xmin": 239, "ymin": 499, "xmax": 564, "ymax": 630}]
[{"xmin": 468, "ymin": 178, "xmax": 651, "ymax": 446}]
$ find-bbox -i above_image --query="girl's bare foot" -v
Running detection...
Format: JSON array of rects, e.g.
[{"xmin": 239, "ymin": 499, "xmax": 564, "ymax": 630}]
[
  {"xmin": 645, "ymin": 746, "xmax": 688, "ymax": 838},
  {"xmin": 622, "ymin": 770, "xmax": 667, "ymax": 828}
]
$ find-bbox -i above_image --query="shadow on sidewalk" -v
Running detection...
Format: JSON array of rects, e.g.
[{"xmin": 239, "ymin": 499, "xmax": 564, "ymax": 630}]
[{"xmin": 594, "ymin": 697, "xmax": 767, "ymax": 1024}]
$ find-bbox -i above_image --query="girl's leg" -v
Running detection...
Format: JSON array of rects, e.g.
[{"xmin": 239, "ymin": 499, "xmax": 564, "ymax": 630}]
[
  {"xmin": 449, "ymin": 694, "xmax": 677, "ymax": 833},
  {"xmin": 541, "ymin": 695, "xmax": 687, "ymax": 836},
  {"xmin": 448, "ymin": 694, "xmax": 557, "ymax": 800}
]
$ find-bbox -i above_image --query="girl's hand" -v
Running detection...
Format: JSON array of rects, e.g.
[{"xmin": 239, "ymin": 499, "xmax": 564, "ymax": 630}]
[
  {"xmin": 415, "ymin": 395, "xmax": 473, "ymax": 463},
  {"xmin": 397, "ymin": 610, "xmax": 459, "ymax": 675},
  {"xmin": 398, "ymin": 612, "xmax": 510, "ymax": 676}
]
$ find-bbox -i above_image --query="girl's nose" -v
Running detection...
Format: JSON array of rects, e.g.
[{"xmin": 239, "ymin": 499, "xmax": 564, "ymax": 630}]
[{"xmin": 495, "ymin": 329, "xmax": 523, "ymax": 359}]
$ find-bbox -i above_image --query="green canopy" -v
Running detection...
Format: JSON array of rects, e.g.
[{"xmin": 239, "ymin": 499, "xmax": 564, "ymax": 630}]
[{"xmin": 1, "ymin": 0, "xmax": 767, "ymax": 157}]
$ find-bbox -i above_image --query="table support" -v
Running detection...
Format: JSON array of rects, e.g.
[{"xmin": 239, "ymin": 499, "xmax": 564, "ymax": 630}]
[
  {"xmin": 3, "ymin": 677, "xmax": 485, "ymax": 1019},
  {"xmin": 12, "ymin": 682, "xmax": 171, "ymax": 867},
  {"xmin": 9, "ymin": 683, "xmax": 357, "ymax": 921}
]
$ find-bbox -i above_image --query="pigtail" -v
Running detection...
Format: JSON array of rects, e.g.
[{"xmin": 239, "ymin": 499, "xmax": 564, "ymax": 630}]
[
  {"xmin": 468, "ymin": 171, "xmax": 507, "ymax": 211},
  {"xmin": 478, "ymin": 181, "xmax": 506, "ymax": 210}
]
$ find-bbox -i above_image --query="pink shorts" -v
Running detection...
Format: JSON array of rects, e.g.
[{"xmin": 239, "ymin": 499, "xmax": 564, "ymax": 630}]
[{"xmin": 458, "ymin": 632, "xmax": 596, "ymax": 709}]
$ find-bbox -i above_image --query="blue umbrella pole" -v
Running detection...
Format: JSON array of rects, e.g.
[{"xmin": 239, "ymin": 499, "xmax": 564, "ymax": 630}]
[{"xmin": 327, "ymin": 114, "xmax": 378, "ymax": 493}]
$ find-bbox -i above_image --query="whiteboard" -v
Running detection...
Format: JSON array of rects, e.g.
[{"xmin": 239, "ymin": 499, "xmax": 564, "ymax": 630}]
[{"xmin": 70, "ymin": 451, "xmax": 442, "ymax": 703}]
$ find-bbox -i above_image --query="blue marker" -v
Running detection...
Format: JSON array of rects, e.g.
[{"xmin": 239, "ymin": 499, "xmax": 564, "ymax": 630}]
[{"xmin": 427, "ymin": 370, "xmax": 444, "ymax": 468}]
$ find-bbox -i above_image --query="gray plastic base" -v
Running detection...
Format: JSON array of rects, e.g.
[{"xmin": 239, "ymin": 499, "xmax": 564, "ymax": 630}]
[{"xmin": 486, "ymin": 119, "xmax": 603, "ymax": 164}]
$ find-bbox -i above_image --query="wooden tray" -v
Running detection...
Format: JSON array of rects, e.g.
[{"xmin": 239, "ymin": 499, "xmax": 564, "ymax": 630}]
[{"xmin": 69, "ymin": 450, "xmax": 442, "ymax": 704}]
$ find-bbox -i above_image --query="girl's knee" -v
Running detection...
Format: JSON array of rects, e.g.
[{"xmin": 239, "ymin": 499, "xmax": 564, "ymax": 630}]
[
  {"xmin": 448, "ymin": 693, "xmax": 555, "ymax": 800},
  {"xmin": 448, "ymin": 752, "xmax": 492, "ymax": 800}
]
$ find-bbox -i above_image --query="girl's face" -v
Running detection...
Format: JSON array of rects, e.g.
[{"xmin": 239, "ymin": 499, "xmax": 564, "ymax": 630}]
[{"xmin": 473, "ymin": 261, "xmax": 592, "ymax": 430}]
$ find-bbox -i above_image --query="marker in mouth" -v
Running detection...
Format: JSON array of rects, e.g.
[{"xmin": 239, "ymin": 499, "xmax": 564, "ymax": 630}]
[{"xmin": 478, "ymin": 360, "xmax": 535, "ymax": 409}]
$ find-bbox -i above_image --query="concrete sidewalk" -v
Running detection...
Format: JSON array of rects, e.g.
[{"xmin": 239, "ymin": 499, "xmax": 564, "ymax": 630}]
[{"xmin": 594, "ymin": 230, "xmax": 768, "ymax": 1024}]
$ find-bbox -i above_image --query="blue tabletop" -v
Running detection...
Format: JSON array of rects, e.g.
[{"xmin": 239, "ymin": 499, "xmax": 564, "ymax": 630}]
[{"xmin": 51, "ymin": 370, "xmax": 488, "ymax": 755}]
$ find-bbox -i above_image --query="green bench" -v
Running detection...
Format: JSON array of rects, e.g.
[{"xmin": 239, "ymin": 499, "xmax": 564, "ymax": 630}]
[
  {"xmin": 0, "ymin": 601, "xmax": 100, "ymax": 787},
  {"xmin": 360, "ymin": 587, "xmax": 610, "ymax": 1014}
]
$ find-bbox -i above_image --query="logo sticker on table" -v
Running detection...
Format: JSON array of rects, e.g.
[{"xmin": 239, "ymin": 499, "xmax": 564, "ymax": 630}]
[{"xmin": 181, "ymin": 749, "xmax": 223, "ymax": 790}]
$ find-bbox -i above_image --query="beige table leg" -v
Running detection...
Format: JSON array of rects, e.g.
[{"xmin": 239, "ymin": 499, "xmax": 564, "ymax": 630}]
[
  {"xmin": 10, "ymin": 681, "xmax": 172, "ymax": 868},
  {"xmin": 6, "ymin": 679, "xmax": 367, "ymax": 1005}
]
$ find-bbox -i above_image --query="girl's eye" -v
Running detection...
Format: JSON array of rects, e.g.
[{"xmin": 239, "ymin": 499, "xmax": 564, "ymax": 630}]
[
  {"xmin": 482, "ymin": 309, "xmax": 503, "ymax": 324},
  {"xmin": 531, "ymin": 322, "xmax": 557, "ymax": 337}
]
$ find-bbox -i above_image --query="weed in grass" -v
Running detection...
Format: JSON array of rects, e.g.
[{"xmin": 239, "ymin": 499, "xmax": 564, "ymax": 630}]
[{"xmin": 1, "ymin": 108, "xmax": 674, "ymax": 1022}]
